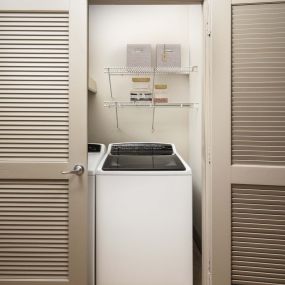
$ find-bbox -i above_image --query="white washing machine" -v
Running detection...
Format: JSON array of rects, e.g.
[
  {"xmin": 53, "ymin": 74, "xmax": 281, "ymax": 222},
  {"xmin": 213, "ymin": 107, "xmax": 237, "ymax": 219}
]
[
  {"xmin": 96, "ymin": 143, "xmax": 192, "ymax": 285},
  {"xmin": 87, "ymin": 143, "xmax": 106, "ymax": 285}
]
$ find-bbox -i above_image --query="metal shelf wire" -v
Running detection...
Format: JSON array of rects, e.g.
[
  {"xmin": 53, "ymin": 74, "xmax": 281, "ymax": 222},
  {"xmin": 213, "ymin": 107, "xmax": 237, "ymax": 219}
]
[
  {"xmin": 104, "ymin": 101, "xmax": 199, "ymax": 130},
  {"xmin": 104, "ymin": 66, "xmax": 198, "ymax": 76},
  {"xmin": 104, "ymin": 101, "xmax": 198, "ymax": 108},
  {"xmin": 104, "ymin": 65, "xmax": 199, "ymax": 131}
]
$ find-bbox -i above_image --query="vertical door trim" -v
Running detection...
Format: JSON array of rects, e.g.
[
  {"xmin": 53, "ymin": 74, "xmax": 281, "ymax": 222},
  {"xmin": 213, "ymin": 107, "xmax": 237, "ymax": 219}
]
[
  {"xmin": 209, "ymin": 0, "xmax": 232, "ymax": 284},
  {"xmin": 202, "ymin": 0, "xmax": 212, "ymax": 284},
  {"xmin": 68, "ymin": 1, "xmax": 88, "ymax": 285}
]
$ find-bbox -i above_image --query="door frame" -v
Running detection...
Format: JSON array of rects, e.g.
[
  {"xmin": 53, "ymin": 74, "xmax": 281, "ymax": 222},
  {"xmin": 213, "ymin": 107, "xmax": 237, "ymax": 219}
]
[
  {"xmin": 203, "ymin": 0, "xmax": 232, "ymax": 284},
  {"xmin": 68, "ymin": 1, "xmax": 88, "ymax": 285}
]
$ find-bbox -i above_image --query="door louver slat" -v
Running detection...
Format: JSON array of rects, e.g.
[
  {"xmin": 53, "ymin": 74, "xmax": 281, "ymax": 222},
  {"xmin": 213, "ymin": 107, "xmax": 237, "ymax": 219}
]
[
  {"xmin": 232, "ymin": 184, "xmax": 285, "ymax": 285},
  {"xmin": 0, "ymin": 180, "xmax": 69, "ymax": 279},
  {"xmin": 0, "ymin": 12, "xmax": 69, "ymax": 162},
  {"xmin": 232, "ymin": 3, "xmax": 285, "ymax": 166}
]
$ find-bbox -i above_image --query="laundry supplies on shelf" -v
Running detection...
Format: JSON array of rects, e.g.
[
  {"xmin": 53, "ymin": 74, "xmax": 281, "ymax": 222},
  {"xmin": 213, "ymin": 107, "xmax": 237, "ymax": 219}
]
[
  {"xmin": 103, "ymin": 44, "xmax": 198, "ymax": 130},
  {"xmin": 130, "ymin": 77, "xmax": 152, "ymax": 102},
  {"xmin": 154, "ymin": 84, "xmax": 168, "ymax": 103}
]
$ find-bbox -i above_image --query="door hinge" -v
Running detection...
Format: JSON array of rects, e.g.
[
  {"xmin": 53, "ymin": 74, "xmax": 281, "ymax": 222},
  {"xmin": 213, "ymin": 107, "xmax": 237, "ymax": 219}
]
[
  {"xmin": 206, "ymin": 21, "xmax": 211, "ymax": 37},
  {"xmin": 208, "ymin": 271, "xmax": 212, "ymax": 285},
  {"xmin": 205, "ymin": 0, "xmax": 212, "ymax": 37},
  {"xmin": 208, "ymin": 259, "xmax": 212, "ymax": 285},
  {"xmin": 207, "ymin": 151, "xmax": 211, "ymax": 165}
]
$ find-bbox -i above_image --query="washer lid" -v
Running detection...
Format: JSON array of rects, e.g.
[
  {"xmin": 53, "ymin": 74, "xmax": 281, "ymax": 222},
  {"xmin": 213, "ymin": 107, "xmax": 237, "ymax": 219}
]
[{"xmin": 102, "ymin": 154, "xmax": 186, "ymax": 171}]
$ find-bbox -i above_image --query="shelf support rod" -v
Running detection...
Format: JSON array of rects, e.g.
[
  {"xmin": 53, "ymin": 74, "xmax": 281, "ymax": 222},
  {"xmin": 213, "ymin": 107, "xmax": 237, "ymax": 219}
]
[
  {"xmin": 115, "ymin": 102, "xmax": 119, "ymax": 129},
  {"xmin": 107, "ymin": 67, "xmax": 113, "ymax": 98},
  {"xmin": 151, "ymin": 67, "xmax": 156, "ymax": 132},
  {"xmin": 152, "ymin": 105, "xmax": 156, "ymax": 132}
]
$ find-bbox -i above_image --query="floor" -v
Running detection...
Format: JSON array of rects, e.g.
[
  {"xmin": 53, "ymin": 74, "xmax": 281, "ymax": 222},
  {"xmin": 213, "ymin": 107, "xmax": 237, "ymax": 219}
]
[{"xmin": 193, "ymin": 241, "xmax": 202, "ymax": 285}]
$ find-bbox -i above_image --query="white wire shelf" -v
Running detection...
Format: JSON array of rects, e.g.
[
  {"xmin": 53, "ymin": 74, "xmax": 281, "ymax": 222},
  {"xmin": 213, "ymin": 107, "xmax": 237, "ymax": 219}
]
[
  {"xmin": 104, "ymin": 101, "xmax": 199, "ymax": 108},
  {"xmin": 104, "ymin": 66, "xmax": 198, "ymax": 75},
  {"xmin": 104, "ymin": 101, "xmax": 198, "ymax": 130},
  {"xmin": 104, "ymin": 64, "xmax": 199, "ymax": 130}
]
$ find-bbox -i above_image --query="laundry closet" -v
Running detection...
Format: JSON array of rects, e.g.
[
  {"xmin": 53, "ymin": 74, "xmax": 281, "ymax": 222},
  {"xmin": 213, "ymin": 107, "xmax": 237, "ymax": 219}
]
[{"xmin": 87, "ymin": 3, "xmax": 203, "ymax": 285}]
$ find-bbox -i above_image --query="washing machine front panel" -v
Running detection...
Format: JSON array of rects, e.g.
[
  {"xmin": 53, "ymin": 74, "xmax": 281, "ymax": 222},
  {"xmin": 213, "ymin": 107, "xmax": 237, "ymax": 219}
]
[{"xmin": 96, "ymin": 174, "xmax": 193, "ymax": 285}]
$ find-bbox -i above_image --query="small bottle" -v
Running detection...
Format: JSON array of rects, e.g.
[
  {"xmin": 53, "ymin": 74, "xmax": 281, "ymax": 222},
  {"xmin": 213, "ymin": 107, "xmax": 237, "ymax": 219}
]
[{"xmin": 154, "ymin": 84, "xmax": 168, "ymax": 103}]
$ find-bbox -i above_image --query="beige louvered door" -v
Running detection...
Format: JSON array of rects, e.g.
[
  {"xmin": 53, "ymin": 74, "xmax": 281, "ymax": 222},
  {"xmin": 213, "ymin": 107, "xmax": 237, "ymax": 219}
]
[
  {"xmin": 0, "ymin": 1, "xmax": 88, "ymax": 285},
  {"xmin": 209, "ymin": 0, "xmax": 285, "ymax": 285}
]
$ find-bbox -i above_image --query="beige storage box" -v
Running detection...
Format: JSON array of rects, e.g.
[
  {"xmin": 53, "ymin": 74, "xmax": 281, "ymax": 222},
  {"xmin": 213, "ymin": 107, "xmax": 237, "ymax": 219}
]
[
  {"xmin": 127, "ymin": 44, "xmax": 152, "ymax": 67},
  {"xmin": 156, "ymin": 44, "xmax": 181, "ymax": 68}
]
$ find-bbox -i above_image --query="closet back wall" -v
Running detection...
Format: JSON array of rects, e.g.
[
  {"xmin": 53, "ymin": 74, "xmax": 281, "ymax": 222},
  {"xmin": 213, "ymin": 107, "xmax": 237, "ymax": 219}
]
[{"xmin": 88, "ymin": 5, "xmax": 197, "ymax": 160}]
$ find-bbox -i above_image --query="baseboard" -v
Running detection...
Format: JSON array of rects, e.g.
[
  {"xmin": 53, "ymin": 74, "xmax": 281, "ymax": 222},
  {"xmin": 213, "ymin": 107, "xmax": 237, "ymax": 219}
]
[{"xmin": 193, "ymin": 226, "xmax": 202, "ymax": 253}]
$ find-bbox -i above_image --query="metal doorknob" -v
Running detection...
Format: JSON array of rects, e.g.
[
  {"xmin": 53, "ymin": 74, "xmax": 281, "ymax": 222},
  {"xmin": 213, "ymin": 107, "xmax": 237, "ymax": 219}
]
[{"xmin": 61, "ymin": 165, "xmax": 85, "ymax": 176}]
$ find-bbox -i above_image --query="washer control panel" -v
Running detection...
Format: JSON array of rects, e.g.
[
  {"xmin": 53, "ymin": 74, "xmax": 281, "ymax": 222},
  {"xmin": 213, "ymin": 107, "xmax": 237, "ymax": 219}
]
[
  {"xmin": 88, "ymin": 143, "xmax": 102, "ymax": 153},
  {"xmin": 110, "ymin": 143, "xmax": 173, "ymax": 155}
]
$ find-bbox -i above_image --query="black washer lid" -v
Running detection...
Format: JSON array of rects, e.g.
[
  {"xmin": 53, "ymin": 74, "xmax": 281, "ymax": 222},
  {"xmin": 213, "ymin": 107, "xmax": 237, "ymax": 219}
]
[{"xmin": 102, "ymin": 154, "xmax": 186, "ymax": 171}]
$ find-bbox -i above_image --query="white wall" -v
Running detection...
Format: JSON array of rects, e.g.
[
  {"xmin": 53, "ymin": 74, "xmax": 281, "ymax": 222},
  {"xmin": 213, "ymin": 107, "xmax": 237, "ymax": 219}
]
[{"xmin": 88, "ymin": 5, "xmax": 203, "ymax": 237}]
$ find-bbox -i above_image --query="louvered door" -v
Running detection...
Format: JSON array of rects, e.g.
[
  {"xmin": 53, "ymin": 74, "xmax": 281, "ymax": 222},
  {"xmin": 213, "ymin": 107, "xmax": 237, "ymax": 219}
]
[
  {"xmin": 232, "ymin": 3, "xmax": 285, "ymax": 166},
  {"xmin": 0, "ymin": 11, "xmax": 69, "ymax": 162},
  {"xmin": 209, "ymin": 1, "xmax": 285, "ymax": 285},
  {"xmin": 0, "ymin": 1, "xmax": 88, "ymax": 285}
]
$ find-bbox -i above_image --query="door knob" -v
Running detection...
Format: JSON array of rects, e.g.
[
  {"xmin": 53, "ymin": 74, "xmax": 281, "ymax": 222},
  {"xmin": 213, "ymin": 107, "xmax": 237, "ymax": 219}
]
[{"xmin": 61, "ymin": 165, "xmax": 85, "ymax": 176}]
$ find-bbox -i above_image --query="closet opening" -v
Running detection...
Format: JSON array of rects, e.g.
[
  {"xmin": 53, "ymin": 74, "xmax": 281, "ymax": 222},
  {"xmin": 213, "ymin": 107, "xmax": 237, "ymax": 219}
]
[{"xmin": 88, "ymin": 3, "xmax": 204, "ymax": 285}]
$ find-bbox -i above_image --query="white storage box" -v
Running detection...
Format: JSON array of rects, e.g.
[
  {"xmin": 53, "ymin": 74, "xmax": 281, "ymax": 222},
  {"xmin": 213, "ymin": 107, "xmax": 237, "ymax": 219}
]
[
  {"xmin": 156, "ymin": 44, "xmax": 181, "ymax": 68},
  {"xmin": 127, "ymin": 44, "xmax": 152, "ymax": 67}
]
